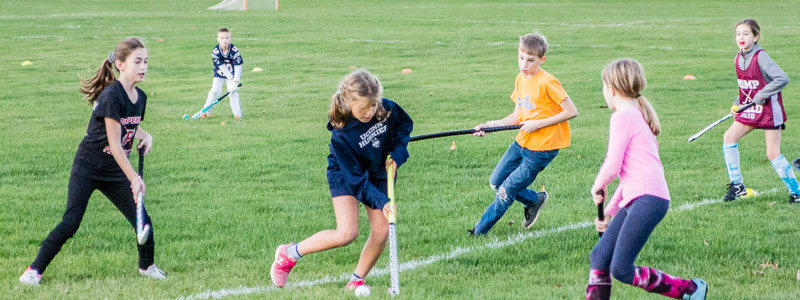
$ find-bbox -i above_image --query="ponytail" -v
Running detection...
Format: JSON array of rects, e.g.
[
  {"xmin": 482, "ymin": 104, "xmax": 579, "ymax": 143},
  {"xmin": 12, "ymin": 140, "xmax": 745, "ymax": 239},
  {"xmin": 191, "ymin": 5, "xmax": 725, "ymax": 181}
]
[
  {"xmin": 79, "ymin": 38, "xmax": 145, "ymax": 105},
  {"xmin": 602, "ymin": 58, "xmax": 660, "ymax": 136},
  {"xmin": 329, "ymin": 91, "xmax": 351, "ymax": 129},
  {"xmin": 634, "ymin": 96, "xmax": 661, "ymax": 136},
  {"xmin": 80, "ymin": 58, "xmax": 117, "ymax": 105}
]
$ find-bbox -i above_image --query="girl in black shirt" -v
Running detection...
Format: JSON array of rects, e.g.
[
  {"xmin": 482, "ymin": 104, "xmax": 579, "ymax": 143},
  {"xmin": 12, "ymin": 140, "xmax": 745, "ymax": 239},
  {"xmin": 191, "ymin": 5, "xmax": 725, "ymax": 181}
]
[{"xmin": 19, "ymin": 38, "xmax": 164, "ymax": 285}]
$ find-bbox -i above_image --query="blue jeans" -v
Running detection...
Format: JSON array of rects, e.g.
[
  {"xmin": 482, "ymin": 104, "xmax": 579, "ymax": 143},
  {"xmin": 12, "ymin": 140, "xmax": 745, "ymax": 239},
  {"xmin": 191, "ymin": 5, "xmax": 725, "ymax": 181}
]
[{"xmin": 473, "ymin": 142, "xmax": 559, "ymax": 234}]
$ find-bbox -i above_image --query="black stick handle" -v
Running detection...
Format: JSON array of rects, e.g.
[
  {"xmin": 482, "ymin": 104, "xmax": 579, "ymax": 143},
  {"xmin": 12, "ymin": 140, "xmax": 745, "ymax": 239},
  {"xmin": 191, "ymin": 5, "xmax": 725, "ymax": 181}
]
[
  {"xmin": 137, "ymin": 147, "xmax": 145, "ymax": 179},
  {"xmin": 596, "ymin": 190, "xmax": 604, "ymax": 220},
  {"xmin": 410, "ymin": 125, "xmax": 522, "ymax": 142},
  {"xmin": 597, "ymin": 190, "xmax": 605, "ymax": 238}
]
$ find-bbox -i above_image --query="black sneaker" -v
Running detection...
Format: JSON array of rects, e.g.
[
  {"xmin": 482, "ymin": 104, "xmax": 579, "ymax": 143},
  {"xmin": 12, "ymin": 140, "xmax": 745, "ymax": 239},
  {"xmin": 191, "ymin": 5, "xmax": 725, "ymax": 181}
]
[
  {"xmin": 723, "ymin": 182, "xmax": 747, "ymax": 201},
  {"xmin": 793, "ymin": 158, "xmax": 800, "ymax": 172},
  {"xmin": 790, "ymin": 194, "xmax": 800, "ymax": 204},
  {"xmin": 523, "ymin": 191, "xmax": 548, "ymax": 229}
]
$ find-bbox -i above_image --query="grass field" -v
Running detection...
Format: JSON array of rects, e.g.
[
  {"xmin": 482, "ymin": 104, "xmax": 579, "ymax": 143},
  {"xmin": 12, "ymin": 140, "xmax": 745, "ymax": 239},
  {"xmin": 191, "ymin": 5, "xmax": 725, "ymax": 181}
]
[{"xmin": 2, "ymin": 0, "xmax": 800, "ymax": 299}]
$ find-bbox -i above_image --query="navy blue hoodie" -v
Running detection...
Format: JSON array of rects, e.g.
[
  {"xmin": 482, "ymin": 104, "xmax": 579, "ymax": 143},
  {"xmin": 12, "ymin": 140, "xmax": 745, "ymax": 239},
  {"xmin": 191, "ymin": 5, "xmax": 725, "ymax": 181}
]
[{"xmin": 326, "ymin": 98, "xmax": 413, "ymax": 210}]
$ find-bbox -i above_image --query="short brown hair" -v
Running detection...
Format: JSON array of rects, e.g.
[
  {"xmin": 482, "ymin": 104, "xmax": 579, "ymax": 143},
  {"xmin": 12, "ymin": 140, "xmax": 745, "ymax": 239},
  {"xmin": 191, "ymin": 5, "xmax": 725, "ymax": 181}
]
[
  {"xmin": 218, "ymin": 27, "xmax": 230, "ymax": 33},
  {"xmin": 519, "ymin": 34, "xmax": 548, "ymax": 57}
]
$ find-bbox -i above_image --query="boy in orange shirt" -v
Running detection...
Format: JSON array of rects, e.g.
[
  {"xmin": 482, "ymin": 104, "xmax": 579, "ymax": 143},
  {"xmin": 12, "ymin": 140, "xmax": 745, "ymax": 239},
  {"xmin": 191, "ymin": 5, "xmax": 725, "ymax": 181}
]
[{"xmin": 469, "ymin": 34, "xmax": 578, "ymax": 235}]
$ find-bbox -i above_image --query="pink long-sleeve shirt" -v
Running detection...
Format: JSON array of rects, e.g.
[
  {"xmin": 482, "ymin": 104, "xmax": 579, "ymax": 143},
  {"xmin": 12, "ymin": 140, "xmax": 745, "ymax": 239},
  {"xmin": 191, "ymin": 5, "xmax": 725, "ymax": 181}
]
[{"xmin": 592, "ymin": 105, "xmax": 670, "ymax": 216}]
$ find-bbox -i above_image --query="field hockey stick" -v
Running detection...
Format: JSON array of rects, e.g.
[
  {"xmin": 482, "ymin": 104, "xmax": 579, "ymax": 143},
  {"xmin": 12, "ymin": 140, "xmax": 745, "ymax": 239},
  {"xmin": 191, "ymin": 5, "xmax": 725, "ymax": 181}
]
[
  {"xmin": 596, "ymin": 190, "xmax": 605, "ymax": 238},
  {"xmin": 187, "ymin": 83, "xmax": 243, "ymax": 119},
  {"xmin": 386, "ymin": 155, "xmax": 400, "ymax": 296},
  {"xmin": 136, "ymin": 147, "xmax": 151, "ymax": 245},
  {"xmin": 687, "ymin": 102, "xmax": 755, "ymax": 142},
  {"xmin": 410, "ymin": 125, "xmax": 522, "ymax": 142}
]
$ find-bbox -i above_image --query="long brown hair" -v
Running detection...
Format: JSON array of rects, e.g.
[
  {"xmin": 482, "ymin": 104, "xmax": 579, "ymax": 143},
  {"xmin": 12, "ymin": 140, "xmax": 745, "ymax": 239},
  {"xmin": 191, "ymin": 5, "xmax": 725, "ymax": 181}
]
[
  {"xmin": 601, "ymin": 59, "xmax": 661, "ymax": 136},
  {"xmin": 80, "ymin": 38, "xmax": 145, "ymax": 104},
  {"xmin": 329, "ymin": 70, "xmax": 388, "ymax": 129},
  {"xmin": 736, "ymin": 18, "xmax": 761, "ymax": 43}
]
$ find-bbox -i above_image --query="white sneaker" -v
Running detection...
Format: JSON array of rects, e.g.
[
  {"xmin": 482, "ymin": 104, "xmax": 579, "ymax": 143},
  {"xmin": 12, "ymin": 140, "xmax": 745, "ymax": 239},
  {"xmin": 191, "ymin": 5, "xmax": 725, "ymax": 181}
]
[
  {"xmin": 139, "ymin": 264, "xmax": 166, "ymax": 280},
  {"xmin": 19, "ymin": 267, "xmax": 41, "ymax": 285}
]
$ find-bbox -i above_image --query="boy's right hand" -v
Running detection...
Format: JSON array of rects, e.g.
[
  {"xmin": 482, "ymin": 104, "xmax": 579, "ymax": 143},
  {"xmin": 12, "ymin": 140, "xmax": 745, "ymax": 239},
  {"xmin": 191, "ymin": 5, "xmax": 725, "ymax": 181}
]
[
  {"xmin": 473, "ymin": 124, "xmax": 488, "ymax": 137},
  {"xmin": 473, "ymin": 120, "xmax": 504, "ymax": 137}
]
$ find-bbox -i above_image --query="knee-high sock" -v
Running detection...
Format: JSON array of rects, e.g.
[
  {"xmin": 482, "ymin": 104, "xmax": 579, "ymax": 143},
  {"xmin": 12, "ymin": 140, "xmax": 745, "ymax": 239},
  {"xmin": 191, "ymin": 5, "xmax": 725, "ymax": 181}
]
[
  {"xmin": 632, "ymin": 266, "xmax": 696, "ymax": 299},
  {"xmin": 770, "ymin": 155, "xmax": 800, "ymax": 195},
  {"xmin": 723, "ymin": 143, "xmax": 743, "ymax": 184},
  {"xmin": 586, "ymin": 269, "xmax": 612, "ymax": 300}
]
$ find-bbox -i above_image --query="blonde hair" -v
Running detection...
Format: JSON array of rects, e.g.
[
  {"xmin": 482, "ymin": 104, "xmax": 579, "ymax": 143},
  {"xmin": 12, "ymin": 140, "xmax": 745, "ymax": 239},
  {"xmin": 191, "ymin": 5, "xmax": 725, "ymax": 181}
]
[
  {"xmin": 80, "ymin": 38, "xmax": 145, "ymax": 105},
  {"xmin": 519, "ymin": 34, "xmax": 548, "ymax": 58},
  {"xmin": 601, "ymin": 59, "xmax": 661, "ymax": 136},
  {"xmin": 329, "ymin": 70, "xmax": 388, "ymax": 129}
]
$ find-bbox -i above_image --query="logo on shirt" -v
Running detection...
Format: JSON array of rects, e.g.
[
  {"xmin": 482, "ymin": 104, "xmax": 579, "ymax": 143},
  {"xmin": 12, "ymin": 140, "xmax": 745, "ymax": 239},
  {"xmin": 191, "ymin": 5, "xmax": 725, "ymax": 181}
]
[
  {"xmin": 517, "ymin": 95, "xmax": 536, "ymax": 110},
  {"xmin": 358, "ymin": 122, "xmax": 386, "ymax": 149},
  {"xmin": 120, "ymin": 116, "xmax": 141, "ymax": 125},
  {"xmin": 737, "ymin": 79, "xmax": 759, "ymax": 90}
]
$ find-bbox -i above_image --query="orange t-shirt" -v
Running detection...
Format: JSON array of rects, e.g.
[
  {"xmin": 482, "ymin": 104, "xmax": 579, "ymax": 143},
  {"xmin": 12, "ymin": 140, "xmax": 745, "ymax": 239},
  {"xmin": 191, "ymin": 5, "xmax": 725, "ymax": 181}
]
[{"xmin": 510, "ymin": 69, "xmax": 570, "ymax": 151}]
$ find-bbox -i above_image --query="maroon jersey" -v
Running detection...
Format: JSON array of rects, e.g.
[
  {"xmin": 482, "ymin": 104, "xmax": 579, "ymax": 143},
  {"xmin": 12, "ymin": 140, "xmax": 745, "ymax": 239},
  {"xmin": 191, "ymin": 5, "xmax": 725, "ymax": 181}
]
[{"xmin": 735, "ymin": 49, "xmax": 786, "ymax": 128}]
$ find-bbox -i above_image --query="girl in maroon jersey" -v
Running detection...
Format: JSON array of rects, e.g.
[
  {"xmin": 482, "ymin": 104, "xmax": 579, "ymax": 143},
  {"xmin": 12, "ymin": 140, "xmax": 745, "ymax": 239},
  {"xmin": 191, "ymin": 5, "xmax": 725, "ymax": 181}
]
[
  {"xmin": 720, "ymin": 19, "xmax": 799, "ymax": 203},
  {"xmin": 19, "ymin": 38, "xmax": 164, "ymax": 285}
]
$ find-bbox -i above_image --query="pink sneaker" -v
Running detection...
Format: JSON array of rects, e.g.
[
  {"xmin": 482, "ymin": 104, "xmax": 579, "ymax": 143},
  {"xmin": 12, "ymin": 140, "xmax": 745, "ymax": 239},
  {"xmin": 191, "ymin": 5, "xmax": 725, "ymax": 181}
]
[
  {"xmin": 344, "ymin": 279, "xmax": 367, "ymax": 291},
  {"xmin": 270, "ymin": 243, "xmax": 297, "ymax": 288}
]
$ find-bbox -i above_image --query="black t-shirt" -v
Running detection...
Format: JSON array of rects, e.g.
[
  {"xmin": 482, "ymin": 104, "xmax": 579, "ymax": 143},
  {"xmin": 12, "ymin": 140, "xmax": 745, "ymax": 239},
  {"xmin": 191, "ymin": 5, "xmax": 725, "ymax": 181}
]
[{"xmin": 74, "ymin": 80, "xmax": 146, "ymax": 181}]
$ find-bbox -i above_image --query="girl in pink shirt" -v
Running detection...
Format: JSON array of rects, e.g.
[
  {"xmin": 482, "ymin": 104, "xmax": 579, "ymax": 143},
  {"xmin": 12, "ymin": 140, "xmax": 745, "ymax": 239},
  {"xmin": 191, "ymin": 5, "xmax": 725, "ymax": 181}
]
[{"xmin": 585, "ymin": 59, "xmax": 707, "ymax": 300}]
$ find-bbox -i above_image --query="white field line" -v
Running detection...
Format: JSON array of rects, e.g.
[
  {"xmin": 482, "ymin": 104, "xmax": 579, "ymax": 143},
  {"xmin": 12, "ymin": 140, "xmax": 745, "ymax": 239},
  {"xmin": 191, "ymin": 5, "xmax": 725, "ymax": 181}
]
[
  {"xmin": 12, "ymin": 35, "xmax": 66, "ymax": 39},
  {"xmin": 348, "ymin": 39, "xmax": 408, "ymax": 43},
  {"xmin": 170, "ymin": 189, "xmax": 777, "ymax": 300}
]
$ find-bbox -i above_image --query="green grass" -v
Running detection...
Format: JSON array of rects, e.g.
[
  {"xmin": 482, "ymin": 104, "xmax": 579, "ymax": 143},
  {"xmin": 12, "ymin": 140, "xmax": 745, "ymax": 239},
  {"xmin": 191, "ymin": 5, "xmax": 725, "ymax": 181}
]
[{"xmin": 2, "ymin": 0, "xmax": 800, "ymax": 299}]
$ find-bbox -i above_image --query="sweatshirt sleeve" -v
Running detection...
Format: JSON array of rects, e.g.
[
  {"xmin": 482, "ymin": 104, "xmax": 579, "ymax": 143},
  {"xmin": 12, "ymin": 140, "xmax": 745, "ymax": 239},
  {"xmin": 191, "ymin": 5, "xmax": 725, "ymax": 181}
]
[
  {"xmin": 755, "ymin": 51, "xmax": 789, "ymax": 104},
  {"xmin": 592, "ymin": 112, "xmax": 632, "ymax": 192},
  {"xmin": 330, "ymin": 134, "xmax": 391, "ymax": 209},
  {"xmin": 234, "ymin": 65, "xmax": 242, "ymax": 82},
  {"xmin": 389, "ymin": 102, "xmax": 413, "ymax": 167}
]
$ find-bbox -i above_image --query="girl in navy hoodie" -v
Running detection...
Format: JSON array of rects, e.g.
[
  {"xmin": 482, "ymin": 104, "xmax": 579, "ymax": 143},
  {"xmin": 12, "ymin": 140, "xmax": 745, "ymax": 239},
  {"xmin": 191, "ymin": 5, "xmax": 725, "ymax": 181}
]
[{"xmin": 270, "ymin": 70, "xmax": 412, "ymax": 295}]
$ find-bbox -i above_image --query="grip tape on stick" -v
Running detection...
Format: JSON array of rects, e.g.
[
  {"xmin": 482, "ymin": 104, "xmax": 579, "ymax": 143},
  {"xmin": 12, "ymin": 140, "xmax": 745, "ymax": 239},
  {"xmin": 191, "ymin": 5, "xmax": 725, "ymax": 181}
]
[
  {"xmin": 410, "ymin": 125, "xmax": 522, "ymax": 142},
  {"xmin": 597, "ymin": 190, "xmax": 605, "ymax": 238}
]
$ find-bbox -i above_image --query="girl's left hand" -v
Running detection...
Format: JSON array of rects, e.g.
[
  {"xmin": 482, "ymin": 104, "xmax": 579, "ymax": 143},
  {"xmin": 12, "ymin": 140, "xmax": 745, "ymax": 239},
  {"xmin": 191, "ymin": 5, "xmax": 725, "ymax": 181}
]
[
  {"xmin": 138, "ymin": 132, "xmax": 153, "ymax": 155},
  {"xmin": 595, "ymin": 215, "xmax": 611, "ymax": 232},
  {"xmin": 520, "ymin": 120, "xmax": 544, "ymax": 133},
  {"xmin": 385, "ymin": 157, "xmax": 398, "ymax": 178},
  {"xmin": 590, "ymin": 186, "xmax": 607, "ymax": 205},
  {"xmin": 382, "ymin": 201, "xmax": 397, "ymax": 221}
]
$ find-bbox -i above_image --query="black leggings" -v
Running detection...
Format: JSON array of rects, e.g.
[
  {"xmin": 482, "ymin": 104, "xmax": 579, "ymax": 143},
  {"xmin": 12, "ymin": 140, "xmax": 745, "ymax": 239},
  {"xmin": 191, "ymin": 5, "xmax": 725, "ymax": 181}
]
[
  {"xmin": 30, "ymin": 172, "xmax": 154, "ymax": 273},
  {"xmin": 589, "ymin": 195, "xmax": 668, "ymax": 284}
]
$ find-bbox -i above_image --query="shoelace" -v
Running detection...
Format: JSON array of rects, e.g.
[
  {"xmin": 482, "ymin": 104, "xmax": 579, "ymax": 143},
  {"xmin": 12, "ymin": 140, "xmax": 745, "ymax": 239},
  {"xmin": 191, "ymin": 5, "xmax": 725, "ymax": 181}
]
[
  {"xmin": 275, "ymin": 257, "xmax": 295, "ymax": 273},
  {"xmin": 345, "ymin": 280, "xmax": 365, "ymax": 290}
]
